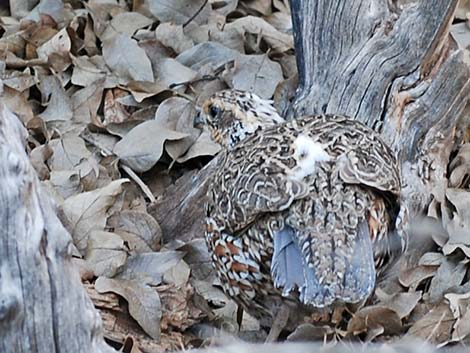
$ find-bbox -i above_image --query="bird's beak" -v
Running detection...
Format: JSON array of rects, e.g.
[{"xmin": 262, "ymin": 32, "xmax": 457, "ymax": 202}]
[{"xmin": 193, "ymin": 110, "xmax": 205, "ymax": 129}]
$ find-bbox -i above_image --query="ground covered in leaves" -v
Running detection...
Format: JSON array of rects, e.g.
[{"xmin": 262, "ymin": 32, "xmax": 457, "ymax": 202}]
[{"xmin": 2, "ymin": 0, "xmax": 470, "ymax": 352}]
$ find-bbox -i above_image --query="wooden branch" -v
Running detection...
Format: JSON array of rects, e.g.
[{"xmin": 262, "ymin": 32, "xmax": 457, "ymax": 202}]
[
  {"xmin": 149, "ymin": 157, "xmax": 219, "ymax": 243},
  {"xmin": 0, "ymin": 100, "xmax": 115, "ymax": 353}
]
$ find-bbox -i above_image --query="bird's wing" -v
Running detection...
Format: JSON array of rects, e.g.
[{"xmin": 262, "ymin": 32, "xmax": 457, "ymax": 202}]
[
  {"xmin": 210, "ymin": 134, "xmax": 310, "ymax": 232},
  {"xmin": 292, "ymin": 115, "xmax": 400, "ymax": 195},
  {"xmin": 336, "ymin": 146, "xmax": 400, "ymax": 195},
  {"xmin": 319, "ymin": 116, "xmax": 400, "ymax": 194}
]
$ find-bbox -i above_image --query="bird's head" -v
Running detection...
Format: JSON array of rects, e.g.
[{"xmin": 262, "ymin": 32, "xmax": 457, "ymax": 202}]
[{"xmin": 196, "ymin": 89, "xmax": 285, "ymax": 149}]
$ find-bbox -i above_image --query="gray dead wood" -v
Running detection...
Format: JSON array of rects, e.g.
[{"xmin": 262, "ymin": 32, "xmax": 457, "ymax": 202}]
[
  {"xmin": 151, "ymin": 2, "xmax": 470, "ymax": 243},
  {"xmin": 289, "ymin": 0, "xmax": 470, "ymax": 215},
  {"xmin": 0, "ymin": 100, "xmax": 115, "ymax": 353}
]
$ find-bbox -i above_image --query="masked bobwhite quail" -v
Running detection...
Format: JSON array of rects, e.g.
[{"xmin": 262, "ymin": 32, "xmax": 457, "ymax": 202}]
[{"xmin": 199, "ymin": 89, "xmax": 405, "ymax": 340}]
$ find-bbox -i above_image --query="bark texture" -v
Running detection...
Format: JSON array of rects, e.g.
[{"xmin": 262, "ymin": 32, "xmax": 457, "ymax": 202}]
[
  {"xmin": 289, "ymin": 0, "xmax": 470, "ymax": 215},
  {"xmin": 152, "ymin": 0, "xmax": 470, "ymax": 241},
  {"xmin": 0, "ymin": 99, "xmax": 115, "ymax": 353}
]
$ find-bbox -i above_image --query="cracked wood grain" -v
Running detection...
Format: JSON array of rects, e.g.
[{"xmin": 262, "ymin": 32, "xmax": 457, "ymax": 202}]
[{"xmin": 0, "ymin": 100, "xmax": 115, "ymax": 353}]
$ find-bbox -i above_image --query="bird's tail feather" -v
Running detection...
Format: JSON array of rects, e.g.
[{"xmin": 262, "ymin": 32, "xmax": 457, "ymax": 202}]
[{"xmin": 271, "ymin": 221, "xmax": 376, "ymax": 307}]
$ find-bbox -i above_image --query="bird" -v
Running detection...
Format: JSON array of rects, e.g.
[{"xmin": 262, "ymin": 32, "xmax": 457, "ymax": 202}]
[{"xmin": 199, "ymin": 89, "xmax": 405, "ymax": 340}]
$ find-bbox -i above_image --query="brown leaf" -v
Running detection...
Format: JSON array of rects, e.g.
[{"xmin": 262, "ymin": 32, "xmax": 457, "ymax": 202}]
[
  {"xmin": 108, "ymin": 210, "xmax": 162, "ymax": 253},
  {"xmin": 103, "ymin": 89, "xmax": 132, "ymax": 125},
  {"xmin": 85, "ymin": 230, "xmax": 129, "ymax": 277},
  {"xmin": 102, "ymin": 31, "xmax": 154, "ymax": 83},
  {"xmin": 113, "ymin": 120, "xmax": 188, "ymax": 172},
  {"xmin": 441, "ymin": 188, "xmax": 470, "ymax": 257},
  {"xmin": 147, "ymin": 0, "xmax": 211, "ymax": 25},
  {"xmin": 226, "ymin": 16, "xmax": 294, "ymax": 52},
  {"xmin": 376, "ymin": 290, "xmax": 422, "ymax": 319},
  {"xmin": 429, "ymin": 258, "xmax": 466, "ymax": 303},
  {"xmin": 155, "ymin": 23, "xmax": 193, "ymax": 54},
  {"xmin": 449, "ymin": 143, "xmax": 470, "ymax": 188},
  {"xmin": 231, "ymin": 54, "xmax": 284, "ymax": 98},
  {"xmin": 48, "ymin": 134, "xmax": 92, "ymax": 172},
  {"xmin": 116, "ymin": 251, "xmax": 185, "ymax": 285},
  {"xmin": 95, "ymin": 277, "xmax": 162, "ymax": 340},
  {"xmin": 406, "ymin": 303, "xmax": 454, "ymax": 345},
  {"xmin": 37, "ymin": 75, "xmax": 73, "ymax": 122},
  {"xmin": 177, "ymin": 130, "xmax": 221, "ymax": 163},
  {"xmin": 61, "ymin": 179, "xmax": 129, "ymax": 253},
  {"xmin": 176, "ymin": 41, "xmax": 241, "ymax": 71},
  {"xmin": 347, "ymin": 305, "xmax": 402, "ymax": 338},
  {"xmin": 71, "ymin": 78, "xmax": 105, "ymax": 123},
  {"xmin": 109, "ymin": 12, "xmax": 153, "ymax": 36}
]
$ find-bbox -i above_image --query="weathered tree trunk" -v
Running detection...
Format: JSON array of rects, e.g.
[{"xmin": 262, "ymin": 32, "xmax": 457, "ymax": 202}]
[
  {"xmin": 289, "ymin": 0, "xmax": 470, "ymax": 215},
  {"xmin": 0, "ymin": 99, "xmax": 115, "ymax": 353},
  {"xmin": 151, "ymin": 0, "xmax": 470, "ymax": 240}
]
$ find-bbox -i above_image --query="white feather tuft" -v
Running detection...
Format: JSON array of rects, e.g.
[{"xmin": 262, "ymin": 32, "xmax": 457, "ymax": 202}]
[{"xmin": 290, "ymin": 135, "xmax": 330, "ymax": 180}]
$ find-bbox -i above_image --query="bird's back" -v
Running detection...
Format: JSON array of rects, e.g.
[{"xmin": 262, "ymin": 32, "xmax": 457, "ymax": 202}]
[{"xmin": 205, "ymin": 114, "xmax": 403, "ymax": 320}]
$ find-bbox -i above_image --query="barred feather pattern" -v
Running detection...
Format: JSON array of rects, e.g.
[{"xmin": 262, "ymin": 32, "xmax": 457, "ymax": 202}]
[{"xmin": 204, "ymin": 101, "xmax": 404, "ymax": 323}]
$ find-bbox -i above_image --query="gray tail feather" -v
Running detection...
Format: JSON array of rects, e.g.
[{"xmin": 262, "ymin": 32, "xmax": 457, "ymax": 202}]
[
  {"xmin": 271, "ymin": 221, "xmax": 376, "ymax": 307},
  {"xmin": 271, "ymin": 227, "xmax": 306, "ymax": 297}
]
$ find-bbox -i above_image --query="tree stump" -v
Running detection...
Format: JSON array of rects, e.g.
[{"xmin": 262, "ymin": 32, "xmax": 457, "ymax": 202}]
[
  {"xmin": 0, "ymin": 99, "xmax": 114, "ymax": 353},
  {"xmin": 289, "ymin": 0, "xmax": 470, "ymax": 216}
]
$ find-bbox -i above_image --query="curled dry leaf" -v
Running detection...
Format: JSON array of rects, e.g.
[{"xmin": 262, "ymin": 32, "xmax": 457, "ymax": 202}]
[
  {"xmin": 406, "ymin": 303, "xmax": 454, "ymax": 345},
  {"xmin": 225, "ymin": 16, "xmax": 294, "ymax": 52},
  {"xmin": 441, "ymin": 188, "xmax": 470, "ymax": 257},
  {"xmin": 445, "ymin": 292, "xmax": 470, "ymax": 342},
  {"xmin": 85, "ymin": 230, "xmax": 129, "ymax": 277},
  {"xmin": 61, "ymin": 179, "xmax": 129, "ymax": 253},
  {"xmin": 376, "ymin": 290, "xmax": 422, "ymax": 320},
  {"xmin": 449, "ymin": 144, "xmax": 470, "ymax": 188},
  {"xmin": 36, "ymin": 27, "xmax": 71, "ymax": 60},
  {"xmin": 347, "ymin": 305, "xmax": 402, "ymax": 338},
  {"xmin": 108, "ymin": 210, "xmax": 162, "ymax": 253},
  {"xmin": 95, "ymin": 276, "xmax": 162, "ymax": 341}
]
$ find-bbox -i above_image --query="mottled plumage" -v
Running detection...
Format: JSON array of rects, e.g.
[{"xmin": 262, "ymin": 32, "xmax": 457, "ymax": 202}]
[{"xmin": 201, "ymin": 90, "xmax": 405, "ymax": 331}]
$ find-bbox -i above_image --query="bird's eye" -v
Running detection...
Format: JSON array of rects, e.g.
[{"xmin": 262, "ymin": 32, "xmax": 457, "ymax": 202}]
[{"xmin": 209, "ymin": 105, "xmax": 221, "ymax": 119}]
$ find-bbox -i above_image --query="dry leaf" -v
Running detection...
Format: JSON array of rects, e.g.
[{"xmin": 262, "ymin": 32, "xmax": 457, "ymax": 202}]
[
  {"xmin": 102, "ymin": 31, "xmax": 154, "ymax": 83},
  {"xmin": 85, "ymin": 230, "xmax": 129, "ymax": 277},
  {"xmin": 37, "ymin": 75, "xmax": 73, "ymax": 122},
  {"xmin": 113, "ymin": 120, "xmax": 188, "ymax": 172},
  {"xmin": 231, "ymin": 54, "xmax": 284, "ymax": 98},
  {"xmin": 108, "ymin": 210, "xmax": 162, "ymax": 252},
  {"xmin": 407, "ymin": 303, "xmax": 454, "ymax": 345},
  {"xmin": 155, "ymin": 23, "xmax": 194, "ymax": 54},
  {"xmin": 226, "ymin": 16, "xmax": 293, "ymax": 52},
  {"xmin": 61, "ymin": 179, "xmax": 129, "ymax": 253},
  {"xmin": 146, "ymin": 0, "xmax": 211, "ymax": 25},
  {"xmin": 95, "ymin": 276, "xmax": 162, "ymax": 340},
  {"xmin": 176, "ymin": 41, "xmax": 241, "ymax": 71},
  {"xmin": 347, "ymin": 306, "xmax": 402, "ymax": 338},
  {"xmin": 109, "ymin": 12, "xmax": 153, "ymax": 36},
  {"xmin": 116, "ymin": 251, "xmax": 186, "ymax": 285}
]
